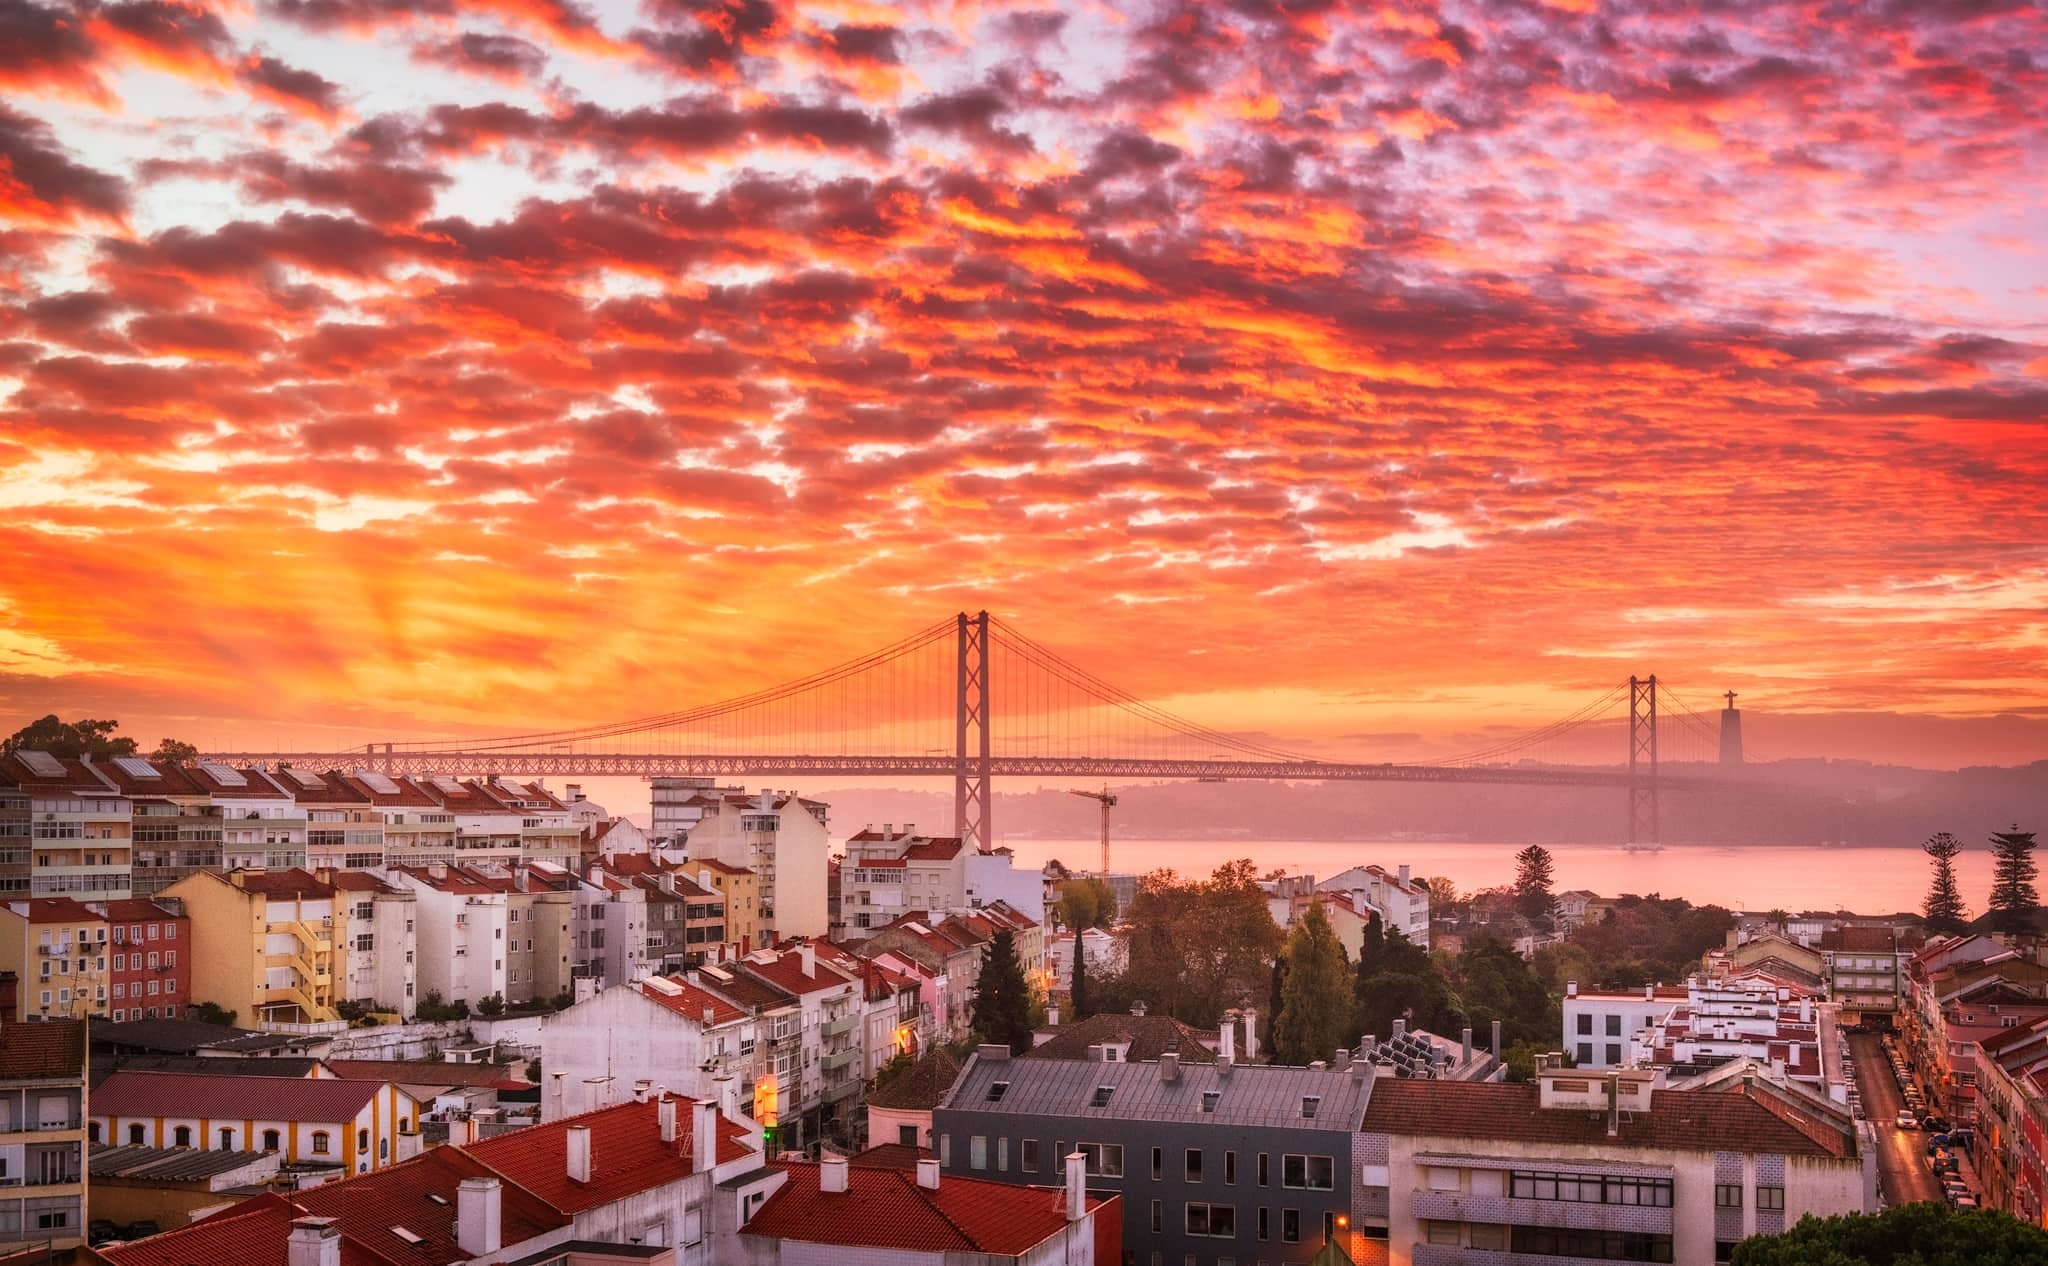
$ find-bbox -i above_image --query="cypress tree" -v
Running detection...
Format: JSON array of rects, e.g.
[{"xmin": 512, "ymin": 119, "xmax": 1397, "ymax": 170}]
[
  {"xmin": 1988, "ymin": 827, "xmax": 2040, "ymax": 935},
  {"xmin": 970, "ymin": 928, "xmax": 1036, "ymax": 1053},
  {"xmin": 1922, "ymin": 832, "xmax": 1968, "ymax": 934},
  {"xmin": 1271, "ymin": 902, "xmax": 1354, "ymax": 1066},
  {"xmin": 1069, "ymin": 928, "xmax": 1092, "ymax": 1020}
]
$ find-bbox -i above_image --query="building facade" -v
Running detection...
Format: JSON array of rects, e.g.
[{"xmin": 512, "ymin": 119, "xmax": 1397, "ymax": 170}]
[{"xmin": 0, "ymin": 1018, "xmax": 88, "ymax": 1253}]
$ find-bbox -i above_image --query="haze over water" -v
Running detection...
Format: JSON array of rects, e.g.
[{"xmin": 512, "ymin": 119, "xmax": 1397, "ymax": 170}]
[{"xmin": 1000, "ymin": 838, "xmax": 1980, "ymax": 917}]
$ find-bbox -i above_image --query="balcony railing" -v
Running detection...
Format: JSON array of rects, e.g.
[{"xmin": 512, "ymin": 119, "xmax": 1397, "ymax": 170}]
[{"xmin": 820, "ymin": 1014, "xmax": 859, "ymax": 1039}]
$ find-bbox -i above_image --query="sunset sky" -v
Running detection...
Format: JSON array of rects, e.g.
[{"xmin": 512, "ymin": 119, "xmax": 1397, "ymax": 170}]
[{"xmin": 3, "ymin": 0, "xmax": 2046, "ymax": 769}]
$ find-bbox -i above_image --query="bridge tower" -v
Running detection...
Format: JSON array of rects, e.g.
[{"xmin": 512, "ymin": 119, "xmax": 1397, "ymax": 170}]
[
  {"xmin": 955, "ymin": 610, "xmax": 993, "ymax": 854},
  {"xmin": 1628, "ymin": 675, "xmax": 1659, "ymax": 847}
]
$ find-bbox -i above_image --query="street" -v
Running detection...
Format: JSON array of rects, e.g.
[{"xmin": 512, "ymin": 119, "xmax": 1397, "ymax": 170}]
[{"xmin": 1847, "ymin": 1032, "xmax": 1943, "ymax": 1205}]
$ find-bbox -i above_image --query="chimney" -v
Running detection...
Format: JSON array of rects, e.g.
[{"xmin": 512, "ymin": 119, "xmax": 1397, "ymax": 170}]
[
  {"xmin": 978, "ymin": 1043, "xmax": 1013, "ymax": 1063},
  {"xmin": 1492, "ymin": 1019, "xmax": 1503, "ymax": 1060},
  {"xmin": 799, "ymin": 944, "xmax": 815, "ymax": 977},
  {"xmin": 905, "ymin": 823, "xmax": 916, "ymax": 837},
  {"xmin": 1462, "ymin": 1027, "xmax": 1473, "ymax": 1067},
  {"xmin": 1159, "ymin": 1052, "xmax": 1180, "ymax": 1083},
  {"xmin": 286, "ymin": 1216, "xmax": 341, "ymax": 1266},
  {"xmin": 1362, "ymin": 1035, "xmax": 1378, "ymax": 1058},
  {"xmin": 917, "ymin": 1157, "xmax": 941, "ymax": 1190},
  {"xmin": 1065, "ymin": 1150, "xmax": 1087, "ymax": 1221},
  {"xmin": 716, "ymin": 1072, "xmax": 739, "ymax": 1122},
  {"xmin": 1217, "ymin": 1054, "xmax": 1233, "ymax": 1079},
  {"xmin": 1399, "ymin": 863, "xmax": 1411, "ymax": 886},
  {"xmin": 1131, "ymin": 1000, "xmax": 1147, "ymax": 1017},
  {"xmin": 1335, "ymin": 1048, "xmax": 1350, "ymax": 1070},
  {"xmin": 582, "ymin": 1076, "xmax": 610, "ymax": 1115},
  {"xmin": 457, "ymin": 1177, "xmax": 503, "ymax": 1256},
  {"xmin": 1047, "ymin": 1000, "xmax": 1060, "ymax": 1027},
  {"xmin": 693, "ymin": 1099, "xmax": 718, "ymax": 1172},
  {"xmin": 1219, "ymin": 1018, "xmax": 1235, "ymax": 1062},
  {"xmin": 566, "ymin": 783, "xmax": 583, "ymax": 802},
  {"xmin": 1770, "ymin": 1056, "xmax": 1786, "ymax": 1080},
  {"xmin": 1243, "ymin": 1008, "xmax": 1258, "ymax": 1060},
  {"xmin": 821, "ymin": 1155, "xmax": 849, "ymax": 1194},
  {"xmin": 1800, "ymin": 997, "xmax": 1812, "ymax": 1023},
  {"xmin": 566, "ymin": 1125, "xmax": 592, "ymax": 1183},
  {"xmin": 1566, "ymin": 980, "xmax": 1578, "ymax": 997},
  {"xmin": 1087, "ymin": 1043, "xmax": 1105, "ymax": 1062},
  {"xmin": 633, "ymin": 1079, "xmax": 653, "ymax": 1102},
  {"xmin": 884, "ymin": 823, "xmax": 894, "ymax": 839},
  {"xmin": 1645, "ymin": 984, "xmax": 1654, "ymax": 1001},
  {"xmin": 1392, "ymin": 1019, "xmax": 1406, "ymax": 1040},
  {"xmin": 658, "ymin": 1096, "xmax": 678, "ymax": 1143}
]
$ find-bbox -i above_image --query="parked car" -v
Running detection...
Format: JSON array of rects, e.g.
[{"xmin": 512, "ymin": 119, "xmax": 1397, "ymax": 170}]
[
  {"xmin": 87, "ymin": 1220, "xmax": 120, "ymax": 1246},
  {"xmin": 1953, "ymin": 1194, "xmax": 1981, "ymax": 1210},
  {"xmin": 1931, "ymin": 1153, "xmax": 1959, "ymax": 1175},
  {"xmin": 1897, "ymin": 1110, "xmax": 1919, "ymax": 1129},
  {"xmin": 122, "ymin": 1222, "xmax": 160, "ymax": 1241}
]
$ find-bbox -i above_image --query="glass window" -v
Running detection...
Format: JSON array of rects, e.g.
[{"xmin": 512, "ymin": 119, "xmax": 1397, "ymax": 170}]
[
  {"xmin": 1715, "ymin": 1184, "xmax": 1743, "ymax": 1209},
  {"xmin": 1079, "ymin": 1142, "xmax": 1123, "ymax": 1178},
  {"xmin": 1578, "ymin": 1013, "xmax": 1593, "ymax": 1034},
  {"xmin": 1426, "ymin": 1221, "xmax": 1461, "ymax": 1246},
  {"xmin": 312, "ymin": 1132, "xmax": 331, "ymax": 1155},
  {"xmin": 1757, "ymin": 1186, "xmax": 1784, "ymax": 1211},
  {"xmin": 1186, "ymin": 1148, "xmax": 1203, "ymax": 1182},
  {"xmin": 970, "ymin": 1136, "xmax": 987, "ymax": 1170},
  {"xmin": 1282, "ymin": 1209, "xmax": 1300, "ymax": 1243},
  {"xmin": 1185, "ymin": 1203, "xmax": 1236, "ymax": 1238},
  {"xmin": 1606, "ymin": 1015, "xmax": 1621, "ymax": 1036},
  {"xmin": 1283, "ymin": 1155, "xmax": 1334, "ymax": 1190},
  {"xmin": 1021, "ymin": 1138, "xmax": 1039, "ymax": 1172},
  {"xmin": 1607, "ymin": 1043, "xmax": 1622, "ymax": 1064},
  {"xmin": 173, "ymin": 1126, "xmax": 191, "ymax": 1147}
]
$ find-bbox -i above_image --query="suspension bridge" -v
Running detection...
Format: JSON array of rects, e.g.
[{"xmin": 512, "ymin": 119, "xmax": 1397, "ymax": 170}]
[{"xmin": 207, "ymin": 611, "xmax": 1767, "ymax": 850}]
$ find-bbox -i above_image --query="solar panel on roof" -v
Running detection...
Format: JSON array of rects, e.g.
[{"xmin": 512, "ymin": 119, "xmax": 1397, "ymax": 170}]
[
  {"xmin": 355, "ymin": 771, "xmax": 401, "ymax": 795},
  {"xmin": 282, "ymin": 767, "xmax": 327, "ymax": 789},
  {"xmin": 432, "ymin": 776, "xmax": 465, "ymax": 793},
  {"xmin": 198, "ymin": 761, "xmax": 247, "ymax": 787},
  {"xmin": 114, "ymin": 756, "xmax": 161, "ymax": 778},
  {"xmin": 17, "ymin": 751, "xmax": 64, "ymax": 777}
]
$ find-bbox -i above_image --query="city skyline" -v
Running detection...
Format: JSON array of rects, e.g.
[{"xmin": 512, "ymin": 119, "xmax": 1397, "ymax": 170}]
[{"xmin": 4, "ymin": 2, "xmax": 2047, "ymax": 766}]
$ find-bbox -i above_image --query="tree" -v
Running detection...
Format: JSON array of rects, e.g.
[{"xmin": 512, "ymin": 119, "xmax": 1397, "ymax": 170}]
[
  {"xmin": 1456, "ymin": 938, "xmax": 1558, "ymax": 1048},
  {"xmin": 970, "ymin": 928, "xmax": 1036, "ymax": 1053},
  {"xmin": 525, "ymin": 1059, "xmax": 542, "ymax": 1083},
  {"xmin": 476, "ymin": 993, "xmax": 505, "ymax": 1017},
  {"xmin": 3, "ymin": 715, "xmax": 137, "ymax": 760},
  {"xmin": 1120, "ymin": 861, "xmax": 1283, "ymax": 1026},
  {"xmin": 1355, "ymin": 925, "xmax": 1463, "ymax": 1040},
  {"xmin": 1056, "ymin": 877, "xmax": 1117, "ymax": 931},
  {"xmin": 1731, "ymin": 1202, "xmax": 2048, "ymax": 1265},
  {"xmin": 1922, "ymin": 832, "xmax": 1968, "ymax": 933},
  {"xmin": 1988, "ymin": 827, "xmax": 2039, "ymax": 934},
  {"xmin": 150, "ymin": 738, "xmax": 199, "ymax": 763},
  {"xmin": 1271, "ymin": 903, "xmax": 1354, "ymax": 1066},
  {"xmin": 189, "ymin": 1001, "xmax": 236, "ymax": 1026},
  {"xmin": 1513, "ymin": 845, "xmax": 1557, "ymax": 929},
  {"xmin": 1069, "ymin": 929, "xmax": 1092, "ymax": 1021}
]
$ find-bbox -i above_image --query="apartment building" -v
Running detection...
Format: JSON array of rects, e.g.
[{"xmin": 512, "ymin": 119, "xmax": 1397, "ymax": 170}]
[
  {"xmin": 417, "ymin": 776, "xmax": 525, "ymax": 866},
  {"xmin": 0, "ymin": 1018, "xmax": 88, "ymax": 1253},
  {"xmin": 89, "ymin": 760, "xmax": 221, "ymax": 897},
  {"xmin": 102, "ymin": 1092, "xmax": 768, "ymax": 1266},
  {"xmin": 684, "ymin": 790, "xmax": 831, "ymax": 942},
  {"xmin": 1316, "ymin": 863, "xmax": 1432, "ymax": 949},
  {"xmin": 1629, "ymin": 983, "xmax": 1830, "ymax": 1094},
  {"xmin": 0, "ymin": 899, "xmax": 108, "ymax": 1021},
  {"xmin": 814, "ymin": 941, "xmax": 926, "ymax": 1081},
  {"xmin": 330, "ymin": 872, "xmax": 418, "ymax": 1019},
  {"xmin": 1970, "ymin": 1013, "xmax": 2048, "ymax": 1226},
  {"xmin": 271, "ymin": 768, "xmax": 380, "ymax": 872},
  {"xmin": 651, "ymin": 776, "xmax": 742, "ymax": 847},
  {"xmin": 5, "ymin": 753, "xmax": 133, "ymax": 900},
  {"xmin": 736, "ymin": 943, "xmax": 864, "ymax": 1140},
  {"xmin": 163, "ymin": 868, "xmax": 344, "ymax": 1024},
  {"xmin": 1564, "ymin": 983, "xmax": 1692, "ymax": 1069},
  {"xmin": 1818, "ymin": 926, "xmax": 1911, "ymax": 1021},
  {"xmin": 541, "ymin": 976, "xmax": 763, "ymax": 1120},
  {"xmin": 387, "ymin": 863, "xmax": 513, "ymax": 1010},
  {"xmin": 188, "ymin": 761, "xmax": 305, "ymax": 872},
  {"xmin": 1902, "ymin": 935, "xmax": 2048, "ymax": 1129},
  {"xmin": 488, "ymin": 778, "xmax": 582, "ymax": 868},
  {"xmin": 102, "ymin": 898, "xmax": 191, "ymax": 1023},
  {"xmin": 574, "ymin": 867, "xmax": 652, "ymax": 987},
  {"xmin": 338, "ymin": 772, "xmax": 452, "ymax": 868},
  {"xmin": 90, "ymin": 1071, "xmax": 421, "ymax": 1174},
  {"xmin": 936, "ymin": 1045, "xmax": 1373, "ymax": 1265},
  {"xmin": 1360, "ymin": 1062, "xmax": 1875, "ymax": 1266}
]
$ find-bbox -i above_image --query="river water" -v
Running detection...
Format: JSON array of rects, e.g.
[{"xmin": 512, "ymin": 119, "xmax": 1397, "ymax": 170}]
[{"xmin": 995, "ymin": 838, "xmax": 1979, "ymax": 916}]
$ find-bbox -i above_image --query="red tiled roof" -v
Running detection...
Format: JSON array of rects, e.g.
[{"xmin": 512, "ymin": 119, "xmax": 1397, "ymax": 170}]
[
  {"xmin": 638, "ymin": 977, "xmax": 748, "ymax": 1027},
  {"xmin": 744, "ymin": 1161, "xmax": 1113, "ymax": 1254},
  {"xmin": 464, "ymin": 1095, "xmax": 750, "ymax": 1214},
  {"xmin": 233, "ymin": 868, "xmax": 337, "ymax": 899},
  {"xmin": 11, "ymin": 897, "xmax": 105, "ymax": 925},
  {"xmin": 0, "ymin": 752, "xmax": 104, "ymax": 789},
  {"xmin": 685, "ymin": 858, "xmax": 753, "ymax": 876},
  {"xmin": 97, "ymin": 898, "xmax": 185, "ymax": 922},
  {"xmin": 328, "ymin": 872, "xmax": 405, "ymax": 894},
  {"xmin": 694, "ymin": 968, "xmax": 794, "ymax": 1011},
  {"xmin": 293, "ymin": 1147, "xmax": 564, "ymax": 1266},
  {"xmin": 337, "ymin": 773, "xmax": 439, "ymax": 808},
  {"xmin": 183, "ymin": 764, "xmax": 288, "ymax": 798},
  {"xmin": 0, "ymin": 1017, "xmax": 84, "ymax": 1080},
  {"xmin": 1359, "ymin": 1080, "xmax": 1854, "ymax": 1159},
  {"xmin": 850, "ymin": 1143, "xmax": 931, "ymax": 1170},
  {"xmin": 740, "ymin": 949, "xmax": 858, "ymax": 997},
  {"xmin": 85, "ymin": 759, "xmax": 204, "ymax": 796},
  {"xmin": 1820, "ymin": 926, "xmax": 1902, "ymax": 952},
  {"xmin": 99, "ymin": 1194, "xmax": 390, "ymax": 1266},
  {"xmin": 93, "ymin": 1071, "xmax": 399, "ymax": 1123}
]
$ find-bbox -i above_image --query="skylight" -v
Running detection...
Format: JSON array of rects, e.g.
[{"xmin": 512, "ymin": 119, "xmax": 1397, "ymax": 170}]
[
  {"xmin": 987, "ymin": 1081, "xmax": 1010, "ymax": 1103},
  {"xmin": 17, "ymin": 751, "xmax": 64, "ymax": 777},
  {"xmin": 283, "ymin": 767, "xmax": 326, "ymax": 789},
  {"xmin": 356, "ymin": 771, "xmax": 401, "ymax": 795},
  {"xmin": 1201, "ymin": 1091, "xmax": 1221, "ymax": 1113},
  {"xmin": 114, "ymin": 756, "xmax": 161, "ymax": 778},
  {"xmin": 199, "ymin": 762, "xmax": 246, "ymax": 787},
  {"xmin": 1300, "ymin": 1096, "xmax": 1321, "ymax": 1120},
  {"xmin": 432, "ymin": 776, "xmax": 466, "ymax": 793},
  {"xmin": 391, "ymin": 1227, "xmax": 425, "ymax": 1245},
  {"xmin": 1090, "ymin": 1086, "xmax": 1114, "ymax": 1108}
]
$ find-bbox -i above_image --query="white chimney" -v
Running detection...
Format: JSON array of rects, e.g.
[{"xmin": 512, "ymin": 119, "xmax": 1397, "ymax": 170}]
[
  {"xmin": 1047, "ymin": 1001, "xmax": 1060, "ymax": 1027},
  {"xmin": 658, "ymin": 1096, "xmax": 678, "ymax": 1143},
  {"xmin": 1220, "ymin": 1018, "xmax": 1235, "ymax": 1062},
  {"xmin": 1159, "ymin": 1052, "xmax": 1180, "ymax": 1083},
  {"xmin": 1243, "ymin": 1007, "xmax": 1258, "ymax": 1060},
  {"xmin": 821, "ymin": 1155, "xmax": 849, "ymax": 1194},
  {"xmin": 1399, "ymin": 863, "xmax": 1411, "ymax": 886},
  {"xmin": 457, "ymin": 1177, "xmax": 503, "ymax": 1256},
  {"xmin": 566, "ymin": 1124, "xmax": 592, "ymax": 1183},
  {"xmin": 287, "ymin": 1216, "xmax": 341, "ymax": 1266},
  {"xmin": 1645, "ymin": 984, "xmax": 1654, "ymax": 1001},
  {"xmin": 693, "ymin": 1099, "xmax": 718, "ymax": 1172},
  {"xmin": 799, "ymin": 944, "xmax": 815, "ymax": 977},
  {"xmin": 1567, "ymin": 980, "xmax": 1578, "ymax": 997},
  {"xmin": 916, "ymin": 1157, "xmax": 941, "ymax": 1189},
  {"xmin": 549, "ymin": 1073, "xmax": 567, "ymax": 1119},
  {"xmin": 1800, "ymin": 997, "xmax": 1812, "ymax": 1023},
  {"xmin": 1065, "ymin": 1151, "xmax": 1086, "ymax": 1221},
  {"xmin": 633, "ymin": 1079, "xmax": 653, "ymax": 1102}
]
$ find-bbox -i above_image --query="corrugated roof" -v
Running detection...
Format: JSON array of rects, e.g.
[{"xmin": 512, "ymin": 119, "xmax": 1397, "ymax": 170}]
[
  {"xmin": 742, "ymin": 1160, "xmax": 1113, "ymax": 1254},
  {"xmin": 944, "ymin": 1052, "xmax": 1370, "ymax": 1130},
  {"xmin": 93, "ymin": 1071, "xmax": 398, "ymax": 1123},
  {"xmin": 91, "ymin": 1142, "xmax": 275, "ymax": 1181}
]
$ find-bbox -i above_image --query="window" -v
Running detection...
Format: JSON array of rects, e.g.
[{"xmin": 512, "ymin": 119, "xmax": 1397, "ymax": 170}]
[
  {"xmin": 113, "ymin": 954, "xmax": 124, "ymax": 971},
  {"xmin": 358, "ymin": 1128, "xmax": 370, "ymax": 1152},
  {"xmin": 1716, "ymin": 1242, "xmax": 1739, "ymax": 1263},
  {"xmin": 1511, "ymin": 1227, "xmax": 1673, "ymax": 1263},
  {"xmin": 1225, "ymin": 1150, "xmax": 1236, "ymax": 1184},
  {"xmin": 1185, "ymin": 1203, "xmax": 1235, "ymax": 1237},
  {"xmin": 129, "ymin": 1124, "xmax": 145, "ymax": 1145},
  {"xmin": 1151, "ymin": 1200, "xmax": 1163, "ymax": 1233},
  {"xmin": 970, "ymin": 1136, "xmax": 988, "ymax": 1170},
  {"xmin": 1153, "ymin": 1147, "xmax": 1163, "ymax": 1180},
  {"xmin": 1757, "ymin": 1186, "xmax": 1784, "ymax": 1211},
  {"xmin": 1299, "ymin": 1096, "xmax": 1320, "ymax": 1119},
  {"xmin": 312, "ymin": 1131, "xmax": 331, "ymax": 1155},
  {"xmin": 220, "ymin": 1128, "xmax": 235, "ymax": 1149},
  {"xmin": 1578, "ymin": 1042, "xmax": 1594, "ymax": 1063},
  {"xmin": 1282, "ymin": 1209, "xmax": 1300, "ymax": 1243},
  {"xmin": 1472, "ymin": 1224, "xmax": 1508, "ymax": 1250},
  {"xmin": 87, "ymin": 1122, "xmax": 100, "ymax": 1143},
  {"xmin": 1510, "ymin": 1172, "xmax": 1672, "ymax": 1207},
  {"xmin": 1425, "ymin": 1221, "xmax": 1461, "ymax": 1246},
  {"xmin": 986, "ymin": 1081, "xmax": 1010, "ymax": 1103},
  {"xmin": 1090, "ymin": 1086, "xmax": 1114, "ymax": 1108},
  {"xmin": 1021, "ymin": 1139, "xmax": 1039, "ymax": 1172},
  {"xmin": 1257, "ymin": 1207, "xmax": 1269, "ymax": 1241},
  {"xmin": 263, "ymin": 1129, "xmax": 281, "ymax": 1151},
  {"xmin": 173, "ymin": 1126, "xmax": 191, "ymax": 1147},
  {"xmin": 1258, "ymin": 1152, "xmax": 1269, "ymax": 1186},
  {"xmin": 1282, "ymin": 1155, "xmax": 1334, "ymax": 1190},
  {"xmin": 1185, "ymin": 1149, "xmax": 1203, "ymax": 1182},
  {"xmin": 1079, "ymin": 1143, "xmax": 1123, "ymax": 1178},
  {"xmin": 1202, "ymin": 1090, "xmax": 1221, "ymax": 1113},
  {"xmin": 1607, "ymin": 1043, "xmax": 1622, "ymax": 1064},
  {"xmin": 1606, "ymin": 1014, "xmax": 1622, "ymax": 1036},
  {"xmin": 1578, "ymin": 1014, "xmax": 1593, "ymax": 1035},
  {"xmin": 1715, "ymin": 1184, "xmax": 1743, "ymax": 1209}
]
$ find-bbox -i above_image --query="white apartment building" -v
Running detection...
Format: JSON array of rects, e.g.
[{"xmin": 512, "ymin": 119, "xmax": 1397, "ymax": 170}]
[
  {"xmin": 1630, "ymin": 983, "xmax": 1830, "ymax": 1094},
  {"xmin": 417, "ymin": 777, "xmax": 525, "ymax": 867},
  {"xmin": 1317, "ymin": 863, "xmax": 1431, "ymax": 948},
  {"xmin": 1361, "ymin": 1063, "xmax": 1876, "ymax": 1266},
  {"xmin": 272, "ymin": 768, "xmax": 377, "ymax": 872},
  {"xmin": 189, "ymin": 761, "xmax": 309, "ymax": 872},
  {"xmin": 386, "ymin": 864, "xmax": 512, "ymax": 1008},
  {"xmin": 1564, "ymin": 983, "xmax": 1692, "ymax": 1069},
  {"xmin": 575, "ymin": 868, "xmax": 653, "ymax": 987},
  {"xmin": 686, "ymin": 791, "xmax": 830, "ymax": 942},
  {"xmin": 840, "ymin": 826, "xmax": 966, "ymax": 936},
  {"xmin": 540, "ymin": 976, "xmax": 762, "ymax": 1121},
  {"xmin": 651, "ymin": 777, "xmax": 743, "ymax": 847},
  {"xmin": 332, "ymin": 872, "xmax": 418, "ymax": 1019}
]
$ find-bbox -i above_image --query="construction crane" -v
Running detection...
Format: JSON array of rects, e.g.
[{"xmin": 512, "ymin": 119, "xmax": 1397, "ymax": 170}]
[{"xmin": 1067, "ymin": 785, "xmax": 1117, "ymax": 877}]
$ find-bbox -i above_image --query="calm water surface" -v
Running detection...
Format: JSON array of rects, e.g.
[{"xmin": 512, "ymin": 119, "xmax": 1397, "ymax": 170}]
[{"xmin": 999, "ymin": 837, "xmax": 1977, "ymax": 915}]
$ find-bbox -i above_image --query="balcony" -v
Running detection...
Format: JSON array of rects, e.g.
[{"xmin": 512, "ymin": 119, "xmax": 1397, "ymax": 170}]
[
  {"xmin": 821, "ymin": 1079, "xmax": 860, "ymax": 1105},
  {"xmin": 821, "ymin": 1048, "xmax": 861, "ymax": 1073},
  {"xmin": 820, "ymin": 1014, "xmax": 858, "ymax": 1039},
  {"xmin": 1409, "ymin": 1191, "xmax": 1672, "ymax": 1238}
]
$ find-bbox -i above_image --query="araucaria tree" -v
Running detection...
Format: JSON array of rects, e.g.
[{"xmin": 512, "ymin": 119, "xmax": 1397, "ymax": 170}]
[
  {"xmin": 1271, "ymin": 902, "xmax": 1353, "ymax": 1066},
  {"xmin": 1513, "ymin": 845, "xmax": 1556, "ymax": 930},
  {"xmin": 970, "ymin": 928, "xmax": 1037, "ymax": 1053},
  {"xmin": 1922, "ymin": 832, "xmax": 1968, "ymax": 933},
  {"xmin": 1988, "ymin": 827, "xmax": 2040, "ymax": 935}
]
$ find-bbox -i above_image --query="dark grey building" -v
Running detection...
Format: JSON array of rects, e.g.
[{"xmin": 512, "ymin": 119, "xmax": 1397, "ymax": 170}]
[{"xmin": 936, "ymin": 1044, "xmax": 1372, "ymax": 1265}]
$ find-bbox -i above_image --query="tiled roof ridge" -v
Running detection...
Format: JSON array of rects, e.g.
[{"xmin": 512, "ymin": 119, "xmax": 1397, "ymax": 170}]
[{"xmin": 899, "ymin": 1165, "xmax": 998, "ymax": 1249}]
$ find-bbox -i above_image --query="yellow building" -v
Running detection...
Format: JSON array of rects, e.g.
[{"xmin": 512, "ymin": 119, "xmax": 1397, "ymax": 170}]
[
  {"xmin": 160, "ymin": 869, "xmax": 344, "ymax": 1024},
  {"xmin": 680, "ymin": 859, "xmax": 762, "ymax": 952},
  {"xmin": 89, "ymin": 1071, "xmax": 420, "ymax": 1175},
  {"xmin": 0, "ymin": 898, "xmax": 109, "ymax": 1021}
]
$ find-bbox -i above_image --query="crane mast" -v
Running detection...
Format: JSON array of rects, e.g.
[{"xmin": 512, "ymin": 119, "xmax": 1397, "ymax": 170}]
[{"xmin": 1067, "ymin": 785, "xmax": 1117, "ymax": 877}]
